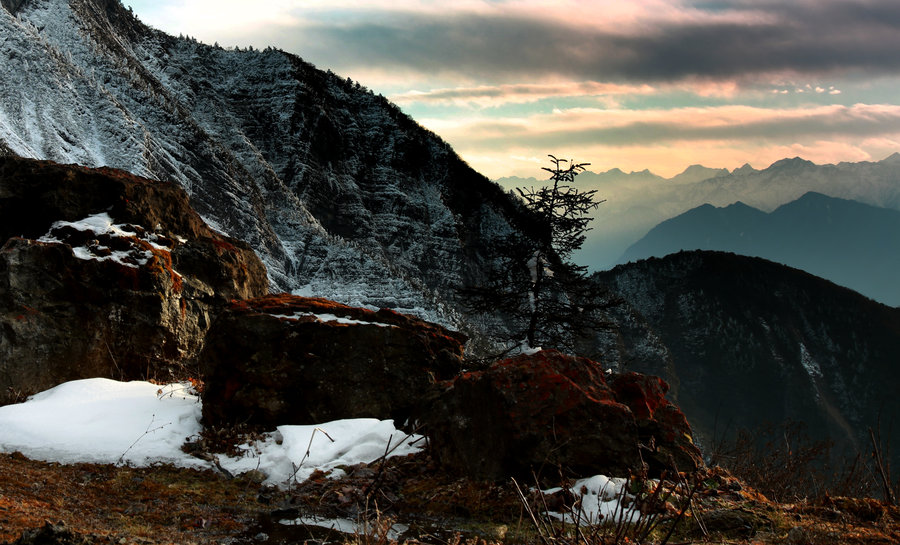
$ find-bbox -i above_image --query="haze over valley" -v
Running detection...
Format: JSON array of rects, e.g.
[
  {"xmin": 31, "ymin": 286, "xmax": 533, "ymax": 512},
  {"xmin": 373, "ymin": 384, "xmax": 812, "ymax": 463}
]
[{"xmin": 499, "ymin": 154, "xmax": 900, "ymax": 306}]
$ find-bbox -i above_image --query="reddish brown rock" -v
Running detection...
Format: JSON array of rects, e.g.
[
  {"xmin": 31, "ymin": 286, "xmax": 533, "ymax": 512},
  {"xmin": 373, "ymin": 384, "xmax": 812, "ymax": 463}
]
[
  {"xmin": 199, "ymin": 294, "xmax": 467, "ymax": 429},
  {"xmin": 608, "ymin": 372, "xmax": 703, "ymax": 474},
  {"xmin": 425, "ymin": 350, "xmax": 702, "ymax": 481},
  {"xmin": 0, "ymin": 157, "xmax": 268, "ymax": 403}
]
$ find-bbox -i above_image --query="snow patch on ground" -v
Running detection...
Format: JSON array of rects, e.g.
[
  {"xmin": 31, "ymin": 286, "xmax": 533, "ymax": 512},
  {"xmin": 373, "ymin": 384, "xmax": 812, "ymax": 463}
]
[
  {"xmin": 0, "ymin": 379, "xmax": 422, "ymax": 488},
  {"xmin": 0, "ymin": 379, "xmax": 203, "ymax": 467},
  {"xmin": 544, "ymin": 475, "xmax": 640, "ymax": 525},
  {"xmin": 279, "ymin": 516, "xmax": 408, "ymax": 540},
  {"xmin": 0, "ymin": 379, "xmax": 640, "ymax": 525},
  {"xmin": 216, "ymin": 420, "xmax": 422, "ymax": 486}
]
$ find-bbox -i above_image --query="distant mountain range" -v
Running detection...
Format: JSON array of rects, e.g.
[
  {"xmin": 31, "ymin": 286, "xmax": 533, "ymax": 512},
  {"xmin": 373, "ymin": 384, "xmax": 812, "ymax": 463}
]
[
  {"xmin": 496, "ymin": 153, "xmax": 900, "ymax": 279},
  {"xmin": 619, "ymin": 192, "xmax": 900, "ymax": 306}
]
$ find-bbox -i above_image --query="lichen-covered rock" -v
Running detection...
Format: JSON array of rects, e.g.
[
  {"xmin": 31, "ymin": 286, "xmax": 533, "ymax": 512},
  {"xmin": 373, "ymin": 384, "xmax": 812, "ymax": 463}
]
[
  {"xmin": 424, "ymin": 350, "xmax": 702, "ymax": 481},
  {"xmin": 199, "ymin": 294, "xmax": 467, "ymax": 429},
  {"xmin": 608, "ymin": 372, "xmax": 703, "ymax": 474},
  {"xmin": 0, "ymin": 157, "xmax": 268, "ymax": 403}
]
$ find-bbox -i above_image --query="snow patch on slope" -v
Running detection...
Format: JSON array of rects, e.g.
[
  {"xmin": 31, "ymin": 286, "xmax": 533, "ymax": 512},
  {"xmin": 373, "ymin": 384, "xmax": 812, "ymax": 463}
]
[{"xmin": 799, "ymin": 342, "xmax": 823, "ymax": 379}]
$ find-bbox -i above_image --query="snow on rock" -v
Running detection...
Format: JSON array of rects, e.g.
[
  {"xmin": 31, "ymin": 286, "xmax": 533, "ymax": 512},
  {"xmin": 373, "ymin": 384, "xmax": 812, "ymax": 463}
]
[
  {"xmin": 199, "ymin": 294, "xmax": 466, "ymax": 429},
  {"xmin": 0, "ymin": 157, "xmax": 269, "ymax": 402},
  {"xmin": 0, "ymin": 378, "xmax": 421, "ymax": 487},
  {"xmin": 269, "ymin": 311, "xmax": 396, "ymax": 328},
  {"xmin": 38, "ymin": 212, "xmax": 158, "ymax": 268}
]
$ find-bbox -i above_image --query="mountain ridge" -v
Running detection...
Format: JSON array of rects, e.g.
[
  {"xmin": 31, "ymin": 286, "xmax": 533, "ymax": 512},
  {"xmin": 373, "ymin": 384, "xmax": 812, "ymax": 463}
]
[
  {"xmin": 495, "ymin": 153, "xmax": 900, "ymax": 272},
  {"xmin": 619, "ymin": 191, "xmax": 900, "ymax": 306},
  {"xmin": 0, "ymin": 0, "xmax": 544, "ymax": 342},
  {"xmin": 596, "ymin": 250, "xmax": 900, "ymax": 471}
]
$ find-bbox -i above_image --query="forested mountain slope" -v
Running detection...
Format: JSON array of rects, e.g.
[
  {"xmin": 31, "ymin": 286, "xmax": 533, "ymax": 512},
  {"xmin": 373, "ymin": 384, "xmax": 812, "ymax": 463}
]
[{"xmin": 596, "ymin": 250, "xmax": 900, "ymax": 468}]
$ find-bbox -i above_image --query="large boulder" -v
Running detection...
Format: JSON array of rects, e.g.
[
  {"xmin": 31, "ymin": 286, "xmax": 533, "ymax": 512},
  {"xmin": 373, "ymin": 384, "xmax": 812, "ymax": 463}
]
[
  {"xmin": 0, "ymin": 157, "xmax": 268, "ymax": 403},
  {"xmin": 424, "ymin": 350, "xmax": 703, "ymax": 481},
  {"xmin": 199, "ymin": 294, "xmax": 467, "ymax": 428},
  {"xmin": 607, "ymin": 372, "xmax": 703, "ymax": 474}
]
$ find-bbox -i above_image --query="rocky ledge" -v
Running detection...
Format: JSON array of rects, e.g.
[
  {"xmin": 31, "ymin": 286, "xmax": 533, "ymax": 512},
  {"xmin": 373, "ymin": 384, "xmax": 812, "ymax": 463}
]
[
  {"xmin": 199, "ymin": 293, "xmax": 468, "ymax": 428},
  {"xmin": 0, "ymin": 157, "xmax": 267, "ymax": 403}
]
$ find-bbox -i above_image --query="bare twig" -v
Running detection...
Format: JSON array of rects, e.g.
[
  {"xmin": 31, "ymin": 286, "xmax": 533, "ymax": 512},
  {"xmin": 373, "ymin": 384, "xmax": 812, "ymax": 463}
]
[
  {"xmin": 104, "ymin": 340, "xmax": 122, "ymax": 380},
  {"xmin": 512, "ymin": 477, "xmax": 552, "ymax": 545},
  {"xmin": 869, "ymin": 427, "xmax": 897, "ymax": 505},
  {"xmin": 117, "ymin": 414, "xmax": 171, "ymax": 465},
  {"xmin": 289, "ymin": 427, "xmax": 336, "ymax": 486}
]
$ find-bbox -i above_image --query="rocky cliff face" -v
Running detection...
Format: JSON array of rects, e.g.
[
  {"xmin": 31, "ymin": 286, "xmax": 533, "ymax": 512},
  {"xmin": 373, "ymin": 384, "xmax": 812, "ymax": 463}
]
[
  {"xmin": 595, "ymin": 250, "xmax": 900, "ymax": 468},
  {"xmin": 0, "ymin": 0, "xmax": 536, "ymax": 341},
  {"xmin": 0, "ymin": 156, "xmax": 268, "ymax": 403}
]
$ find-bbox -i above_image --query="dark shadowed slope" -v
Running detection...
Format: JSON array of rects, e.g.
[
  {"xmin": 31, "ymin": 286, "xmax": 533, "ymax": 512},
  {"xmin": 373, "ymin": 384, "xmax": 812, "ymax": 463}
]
[{"xmin": 596, "ymin": 250, "xmax": 900, "ymax": 468}]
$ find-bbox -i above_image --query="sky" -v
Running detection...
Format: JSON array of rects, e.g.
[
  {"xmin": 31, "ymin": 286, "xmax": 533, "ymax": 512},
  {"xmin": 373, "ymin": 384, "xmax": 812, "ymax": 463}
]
[{"xmin": 125, "ymin": 0, "xmax": 900, "ymax": 179}]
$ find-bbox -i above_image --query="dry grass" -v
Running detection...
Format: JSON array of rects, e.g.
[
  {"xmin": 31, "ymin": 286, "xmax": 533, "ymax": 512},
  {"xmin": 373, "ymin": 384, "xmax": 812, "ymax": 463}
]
[
  {"xmin": 1, "ymin": 451, "xmax": 899, "ymax": 545},
  {"xmin": 0, "ymin": 451, "xmax": 265, "ymax": 543}
]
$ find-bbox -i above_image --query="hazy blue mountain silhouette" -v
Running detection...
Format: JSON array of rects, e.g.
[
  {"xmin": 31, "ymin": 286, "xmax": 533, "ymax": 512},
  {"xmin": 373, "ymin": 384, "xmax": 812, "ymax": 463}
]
[{"xmin": 619, "ymin": 192, "xmax": 900, "ymax": 306}]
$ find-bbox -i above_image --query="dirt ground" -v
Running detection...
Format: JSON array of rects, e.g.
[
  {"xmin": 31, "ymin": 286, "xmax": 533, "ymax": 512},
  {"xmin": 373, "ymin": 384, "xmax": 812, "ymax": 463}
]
[{"xmin": 1, "ymin": 451, "xmax": 898, "ymax": 545}]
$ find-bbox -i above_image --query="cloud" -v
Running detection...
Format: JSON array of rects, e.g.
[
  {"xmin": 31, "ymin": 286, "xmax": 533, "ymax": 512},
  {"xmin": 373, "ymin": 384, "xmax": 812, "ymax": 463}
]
[
  {"xmin": 417, "ymin": 102, "xmax": 900, "ymax": 176},
  {"xmin": 133, "ymin": 0, "xmax": 300, "ymax": 37},
  {"xmin": 260, "ymin": 0, "xmax": 900, "ymax": 85},
  {"xmin": 135, "ymin": 1, "xmax": 900, "ymax": 92},
  {"xmin": 390, "ymin": 81, "xmax": 657, "ymax": 107},
  {"xmin": 426, "ymin": 103, "xmax": 900, "ymax": 147},
  {"xmin": 127, "ymin": 1, "xmax": 900, "ymax": 179}
]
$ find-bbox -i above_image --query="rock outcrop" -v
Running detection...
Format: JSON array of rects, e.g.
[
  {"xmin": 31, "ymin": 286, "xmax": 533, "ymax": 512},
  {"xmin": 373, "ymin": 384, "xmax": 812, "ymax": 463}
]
[
  {"xmin": 0, "ymin": 157, "xmax": 268, "ymax": 403},
  {"xmin": 424, "ymin": 350, "xmax": 702, "ymax": 481},
  {"xmin": 607, "ymin": 372, "xmax": 701, "ymax": 474},
  {"xmin": 199, "ymin": 294, "xmax": 467, "ymax": 429}
]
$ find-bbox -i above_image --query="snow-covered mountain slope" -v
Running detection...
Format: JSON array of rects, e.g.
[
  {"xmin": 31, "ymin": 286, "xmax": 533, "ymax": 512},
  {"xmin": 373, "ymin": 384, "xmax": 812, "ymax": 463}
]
[{"xmin": 0, "ymin": 0, "xmax": 532, "ymax": 335}]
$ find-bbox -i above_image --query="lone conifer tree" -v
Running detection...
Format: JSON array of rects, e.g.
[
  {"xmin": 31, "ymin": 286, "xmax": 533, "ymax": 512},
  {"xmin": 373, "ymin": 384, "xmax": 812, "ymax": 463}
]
[{"xmin": 467, "ymin": 155, "xmax": 607, "ymax": 353}]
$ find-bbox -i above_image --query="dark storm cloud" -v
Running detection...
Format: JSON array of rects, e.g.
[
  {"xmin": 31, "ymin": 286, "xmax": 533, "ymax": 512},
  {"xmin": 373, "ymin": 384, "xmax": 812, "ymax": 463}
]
[{"xmin": 292, "ymin": 0, "xmax": 900, "ymax": 82}]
